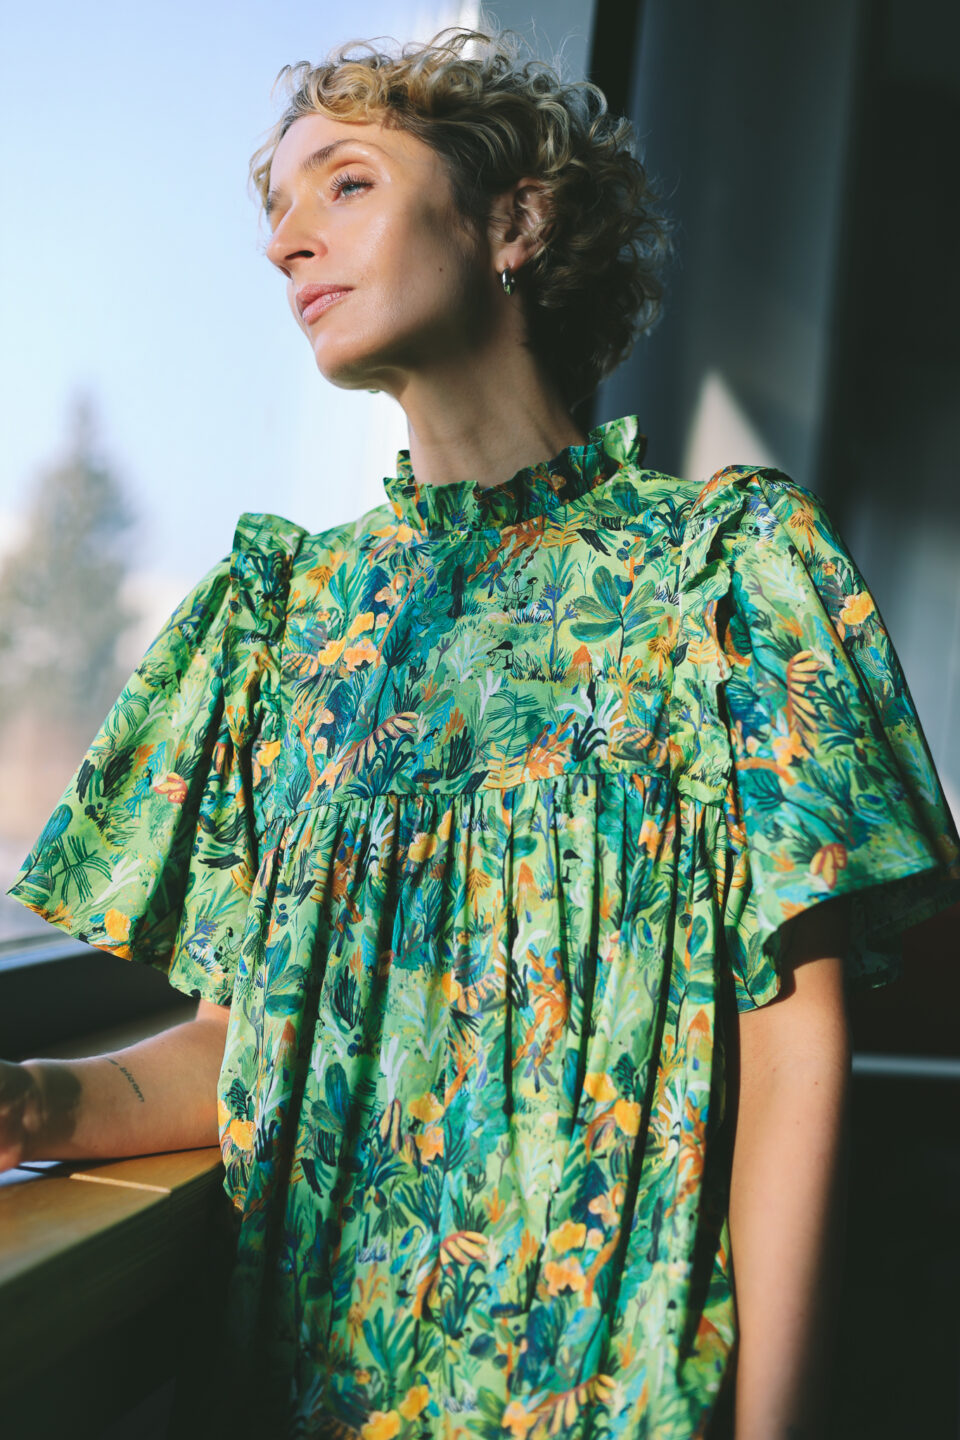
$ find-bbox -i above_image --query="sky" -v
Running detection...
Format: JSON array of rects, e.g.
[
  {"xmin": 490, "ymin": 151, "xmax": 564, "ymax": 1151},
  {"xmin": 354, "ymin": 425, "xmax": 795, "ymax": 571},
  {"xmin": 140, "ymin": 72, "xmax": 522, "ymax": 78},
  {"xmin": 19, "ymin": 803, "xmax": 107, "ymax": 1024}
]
[{"xmin": 0, "ymin": 0, "xmax": 485, "ymax": 652}]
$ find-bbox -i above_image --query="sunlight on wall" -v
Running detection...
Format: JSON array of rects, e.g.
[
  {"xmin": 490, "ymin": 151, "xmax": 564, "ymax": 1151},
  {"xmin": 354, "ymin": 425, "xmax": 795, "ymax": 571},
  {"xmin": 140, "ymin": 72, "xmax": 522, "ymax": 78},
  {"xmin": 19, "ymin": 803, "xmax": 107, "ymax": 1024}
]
[{"xmin": 681, "ymin": 369, "xmax": 780, "ymax": 484}]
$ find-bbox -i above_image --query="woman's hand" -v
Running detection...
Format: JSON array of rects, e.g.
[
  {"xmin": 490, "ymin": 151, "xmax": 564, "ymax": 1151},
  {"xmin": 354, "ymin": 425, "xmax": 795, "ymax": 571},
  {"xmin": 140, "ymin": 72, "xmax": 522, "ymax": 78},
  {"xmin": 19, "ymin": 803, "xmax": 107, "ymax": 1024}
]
[{"xmin": 0, "ymin": 1059, "xmax": 47, "ymax": 1173}]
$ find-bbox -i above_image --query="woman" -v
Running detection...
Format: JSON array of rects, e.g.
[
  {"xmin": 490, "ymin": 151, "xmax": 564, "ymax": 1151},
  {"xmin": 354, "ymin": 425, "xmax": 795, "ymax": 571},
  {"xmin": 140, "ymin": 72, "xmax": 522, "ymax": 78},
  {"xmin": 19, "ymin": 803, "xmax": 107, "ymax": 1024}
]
[{"xmin": 5, "ymin": 23, "xmax": 960, "ymax": 1440}]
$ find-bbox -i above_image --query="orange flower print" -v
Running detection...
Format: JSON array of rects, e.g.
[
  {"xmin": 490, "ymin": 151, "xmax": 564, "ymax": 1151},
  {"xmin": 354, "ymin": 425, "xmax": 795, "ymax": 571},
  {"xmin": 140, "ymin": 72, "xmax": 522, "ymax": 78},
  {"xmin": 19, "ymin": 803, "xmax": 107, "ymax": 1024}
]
[
  {"xmin": 398, "ymin": 1386, "xmax": 430, "ymax": 1420},
  {"xmin": 409, "ymin": 1092, "xmax": 445, "ymax": 1123},
  {"xmin": 151, "ymin": 771, "xmax": 187, "ymax": 804},
  {"xmin": 348, "ymin": 611, "xmax": 375, "ymax": 638},
  {"xmin": 839, "ymin": 591, "xmax": 875, "ymax": 627},
  {"xmin": 252, "ymin": 738, "xmax": 282, "ymax": 784},
  {"xmin": 588, "ymin": 1184, "xmax": 626, "ymax": 1228},
  {"xmin": 543, "ymin": 1257, "xmax": 587, "ymax": 1296},
  {"xmin": 408, "ymin": 831, "xmax": 438, "ymax": 862},
  {"xmin": 582, "ymin": 1071, "xmax": 617, "ymax": 1103},
  {"xmin": 439, "ymin": 971, "xmax": 462, "ymax": 1004},
  {"xmin": 226, "ymin": 1117, "xmax": 255, "ymax": 1151},
  {"xmin": 772, "ymin": 730, "xmax": 808, "ymax": 766},
  {"xmin": 415, "ymin": 1126, "xmax": 444, "ymax": 1161},
  {"xmin": 502, "ymin": 1400, "xmax": 537, "ymax": 1438},
  {"xmin": 318, "ymin": 636, "xmax": 346, "ymax": 666},
  {"xmin": 613, "ymin": 1099, "xmax": 641, "ymax": 1136},
  {"xmin": 810, "ymin": 842, "xmax": 848, "ymax": 889},
  {"xmin": 549, "ymin": 1219, "xmax": 587, "ymax": 1254},
  {"xmin": 103, "ymin": 908, "xmax": 130, "ymax": 942},
  {"xmin": 361, "ymin": 1411, "xmax": 401, "ymax": 1440},
  {"xmin": 343, "ymin": 637, "xmax": 379, "ymax": 670}
]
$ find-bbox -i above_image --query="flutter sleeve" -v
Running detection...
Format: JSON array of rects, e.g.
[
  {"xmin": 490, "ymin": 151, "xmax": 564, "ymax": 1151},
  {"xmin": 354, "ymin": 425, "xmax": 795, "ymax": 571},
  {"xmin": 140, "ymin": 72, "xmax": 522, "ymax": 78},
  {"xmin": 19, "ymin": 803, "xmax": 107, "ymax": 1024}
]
[
  {"xmin": 679, "ymin": 465, "xmax": 960, "ymax": 1012},
  {"xmin": 5, "ymin": 510, "xmax": 306, "ymax": 1005}
]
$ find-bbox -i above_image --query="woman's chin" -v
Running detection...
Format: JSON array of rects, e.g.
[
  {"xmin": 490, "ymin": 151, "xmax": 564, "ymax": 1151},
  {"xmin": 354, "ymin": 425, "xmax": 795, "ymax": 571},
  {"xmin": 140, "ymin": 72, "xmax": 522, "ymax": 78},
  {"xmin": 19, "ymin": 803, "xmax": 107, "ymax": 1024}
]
[{"xmin": 310, "ymin": 343, "xmax": 374, "ymax": 388}]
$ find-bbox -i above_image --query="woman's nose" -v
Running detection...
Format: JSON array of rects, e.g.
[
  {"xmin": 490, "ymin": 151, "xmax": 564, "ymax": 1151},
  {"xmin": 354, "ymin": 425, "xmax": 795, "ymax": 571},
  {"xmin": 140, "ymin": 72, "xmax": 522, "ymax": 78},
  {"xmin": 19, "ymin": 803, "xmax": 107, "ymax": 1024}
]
[{"xmin": 266, "ymin": 208, "xmax": 322, "ymax": 272}]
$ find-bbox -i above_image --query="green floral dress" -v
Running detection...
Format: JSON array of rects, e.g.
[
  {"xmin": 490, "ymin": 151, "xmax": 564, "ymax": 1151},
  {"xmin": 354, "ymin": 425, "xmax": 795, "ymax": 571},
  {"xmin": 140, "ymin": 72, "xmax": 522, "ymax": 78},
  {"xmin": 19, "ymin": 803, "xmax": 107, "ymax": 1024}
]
[{"xmin": 9, "ymin": 413, "xmax": 960, "ymax": 1438}]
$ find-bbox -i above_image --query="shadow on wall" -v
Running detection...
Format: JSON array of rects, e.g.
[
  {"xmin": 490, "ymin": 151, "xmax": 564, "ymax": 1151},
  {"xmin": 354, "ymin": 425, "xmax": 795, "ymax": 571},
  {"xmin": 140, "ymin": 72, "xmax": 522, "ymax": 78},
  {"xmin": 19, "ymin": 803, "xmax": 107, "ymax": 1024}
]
[{"xmin": 593, "ymin": 0, "xmax": 960, "ymax": 817}]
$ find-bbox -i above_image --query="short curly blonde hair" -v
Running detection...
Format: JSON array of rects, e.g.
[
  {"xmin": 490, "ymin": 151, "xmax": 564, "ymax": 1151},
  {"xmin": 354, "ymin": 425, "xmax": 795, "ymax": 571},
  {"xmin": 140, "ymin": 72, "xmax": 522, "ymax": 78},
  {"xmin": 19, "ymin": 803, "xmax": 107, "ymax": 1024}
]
[{"xmin": 249, "ymin": 23, "xmax": 676, "ymax": 410}]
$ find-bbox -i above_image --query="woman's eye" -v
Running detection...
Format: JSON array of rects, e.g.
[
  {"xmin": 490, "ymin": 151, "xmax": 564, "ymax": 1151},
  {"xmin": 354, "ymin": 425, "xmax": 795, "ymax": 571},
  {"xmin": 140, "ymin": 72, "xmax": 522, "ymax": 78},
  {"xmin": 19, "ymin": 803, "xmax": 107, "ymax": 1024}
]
[{"xmin": 330, "ymin": 172, "xmax": 371, "ymax": 199}]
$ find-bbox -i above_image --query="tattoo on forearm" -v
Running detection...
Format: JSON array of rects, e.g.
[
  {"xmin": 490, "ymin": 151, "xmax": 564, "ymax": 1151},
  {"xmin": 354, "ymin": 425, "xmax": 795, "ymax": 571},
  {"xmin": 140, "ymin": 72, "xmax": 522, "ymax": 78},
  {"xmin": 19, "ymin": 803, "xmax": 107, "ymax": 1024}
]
[{"xmin": 106, "ymin": 1057, "xmax": 146, "ymax": 1103}]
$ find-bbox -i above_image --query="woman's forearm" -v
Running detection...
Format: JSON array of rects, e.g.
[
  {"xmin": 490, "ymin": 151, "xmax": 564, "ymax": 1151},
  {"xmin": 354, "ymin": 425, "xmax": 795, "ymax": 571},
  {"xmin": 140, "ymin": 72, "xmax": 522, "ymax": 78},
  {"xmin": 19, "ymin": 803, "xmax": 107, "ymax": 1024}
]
[
  {"xmin": 19, "ymin": 1014, "xmax": 230, "ymax": 1162},
  {"xmin": 728, "ymin": 989, "xmax": 851, "ymax": 1440}
]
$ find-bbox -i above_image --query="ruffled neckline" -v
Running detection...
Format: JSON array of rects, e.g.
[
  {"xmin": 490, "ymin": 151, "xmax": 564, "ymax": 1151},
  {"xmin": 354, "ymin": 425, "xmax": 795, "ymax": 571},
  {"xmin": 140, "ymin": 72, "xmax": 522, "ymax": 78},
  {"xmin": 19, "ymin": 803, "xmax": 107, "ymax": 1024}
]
[{"xmin": 382, "ymin": 413, "xmax": 648, "ymax": 534}]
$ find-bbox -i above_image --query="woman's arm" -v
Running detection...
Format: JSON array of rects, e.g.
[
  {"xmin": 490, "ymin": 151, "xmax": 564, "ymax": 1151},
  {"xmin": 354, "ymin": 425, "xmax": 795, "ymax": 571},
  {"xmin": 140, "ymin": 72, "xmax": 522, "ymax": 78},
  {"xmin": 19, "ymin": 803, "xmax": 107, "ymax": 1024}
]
[
  {"xmin": 1, "ymin": 998, "xmax": 232, "ymax": 1169},
  {"xmin": 728, "ymin": 894, "xmax": 852, "ymax": 1440}
]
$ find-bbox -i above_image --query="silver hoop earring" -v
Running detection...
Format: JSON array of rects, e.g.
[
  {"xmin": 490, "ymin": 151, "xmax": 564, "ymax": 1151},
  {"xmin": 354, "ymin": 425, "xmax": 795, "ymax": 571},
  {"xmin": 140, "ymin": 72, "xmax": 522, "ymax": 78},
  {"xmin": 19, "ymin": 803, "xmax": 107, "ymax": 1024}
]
[{"xmin": 501, "ymin": 266, "xmax": 515, "ymax": 296}]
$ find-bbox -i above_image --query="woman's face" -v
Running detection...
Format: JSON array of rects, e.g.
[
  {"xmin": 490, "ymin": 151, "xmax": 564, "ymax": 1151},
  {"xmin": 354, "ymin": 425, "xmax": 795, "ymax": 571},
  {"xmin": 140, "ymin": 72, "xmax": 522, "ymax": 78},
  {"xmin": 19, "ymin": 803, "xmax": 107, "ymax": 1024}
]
[{"xmin": 264, "ymin": 111, "xmax": 493, "ymax": 392}]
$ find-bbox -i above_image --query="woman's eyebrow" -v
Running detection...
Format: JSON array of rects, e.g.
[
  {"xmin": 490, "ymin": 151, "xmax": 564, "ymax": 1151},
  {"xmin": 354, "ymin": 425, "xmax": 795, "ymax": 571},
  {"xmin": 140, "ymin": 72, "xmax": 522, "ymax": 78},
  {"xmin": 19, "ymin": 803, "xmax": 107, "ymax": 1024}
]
[{"xmin": 265, "ymin": 138, "xmax": 388, "ymax": 218}]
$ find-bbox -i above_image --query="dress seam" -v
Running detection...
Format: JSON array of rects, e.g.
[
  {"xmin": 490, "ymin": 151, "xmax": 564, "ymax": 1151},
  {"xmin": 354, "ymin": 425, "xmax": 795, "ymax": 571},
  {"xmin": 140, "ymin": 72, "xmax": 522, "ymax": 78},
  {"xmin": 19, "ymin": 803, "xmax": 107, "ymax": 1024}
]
[{"xmin": 254, "ymin": 765, "xmax": 728, "ymax": 838}]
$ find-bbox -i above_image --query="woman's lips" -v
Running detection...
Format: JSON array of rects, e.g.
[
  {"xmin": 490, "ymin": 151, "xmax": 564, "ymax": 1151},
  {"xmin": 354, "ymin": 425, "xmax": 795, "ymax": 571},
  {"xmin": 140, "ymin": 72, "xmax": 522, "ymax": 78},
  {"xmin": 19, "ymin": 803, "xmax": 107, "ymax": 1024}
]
[{"xmin": 301, "ymin": 289, "xmax": 351, "ymax": 324}]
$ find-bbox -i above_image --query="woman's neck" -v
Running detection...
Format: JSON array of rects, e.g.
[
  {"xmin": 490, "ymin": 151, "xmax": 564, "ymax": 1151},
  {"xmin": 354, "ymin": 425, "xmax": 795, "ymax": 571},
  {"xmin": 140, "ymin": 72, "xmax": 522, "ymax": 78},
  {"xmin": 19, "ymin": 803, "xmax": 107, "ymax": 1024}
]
[{"xmin": 388, "ymin": 348, "xmax": 587, "ymax": 492}]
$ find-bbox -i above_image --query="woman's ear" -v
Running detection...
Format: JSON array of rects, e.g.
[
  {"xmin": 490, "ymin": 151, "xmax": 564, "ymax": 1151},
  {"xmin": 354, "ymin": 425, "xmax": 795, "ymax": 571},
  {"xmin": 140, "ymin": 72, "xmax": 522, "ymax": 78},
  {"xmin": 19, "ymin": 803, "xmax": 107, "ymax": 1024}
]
[{"xmin": 490, "ymin": 176, "xmax": 554, "ymax": 273}]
